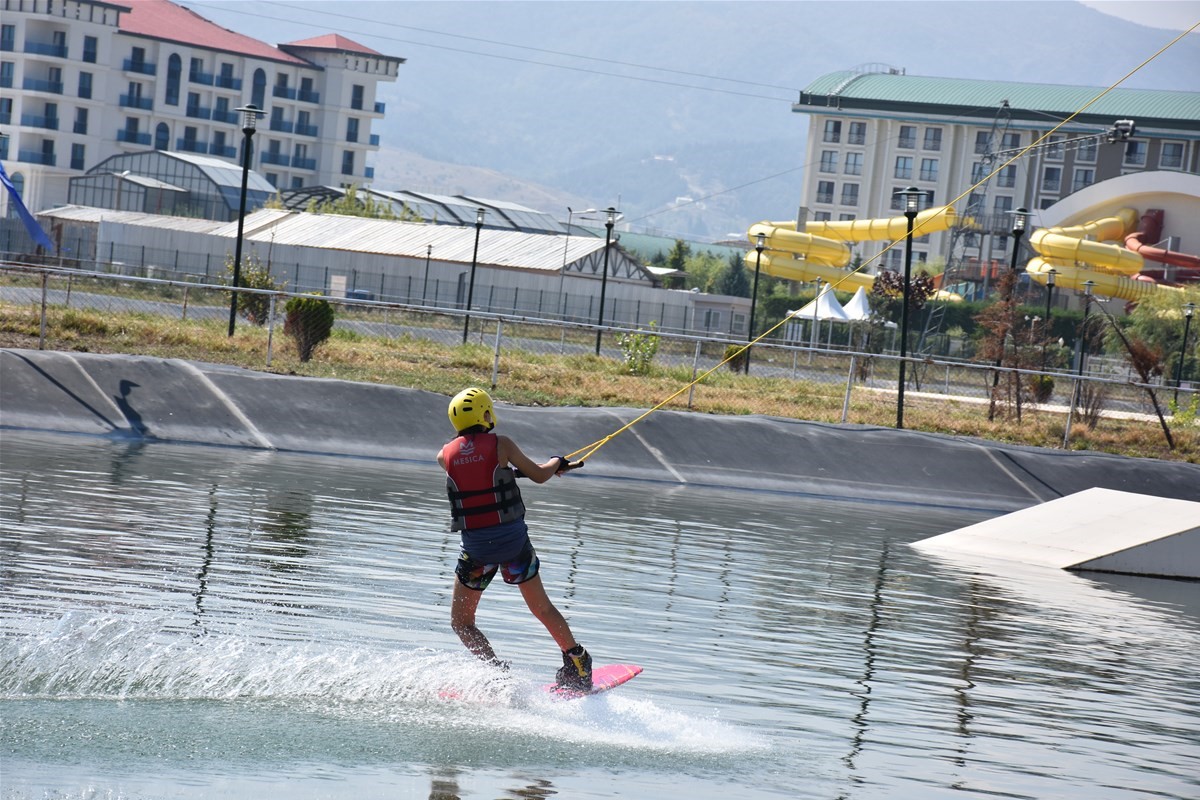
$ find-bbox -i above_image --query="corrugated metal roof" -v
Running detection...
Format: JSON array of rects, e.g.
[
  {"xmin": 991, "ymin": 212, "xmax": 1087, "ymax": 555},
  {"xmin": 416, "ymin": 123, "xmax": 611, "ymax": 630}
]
[
  {"xmin": 800, "ymin": 70, "xmax": 1200, "ymax": 126},
  {"xmin": 39, "ymin": 205, "xmax": 229, "ymax": 234}
]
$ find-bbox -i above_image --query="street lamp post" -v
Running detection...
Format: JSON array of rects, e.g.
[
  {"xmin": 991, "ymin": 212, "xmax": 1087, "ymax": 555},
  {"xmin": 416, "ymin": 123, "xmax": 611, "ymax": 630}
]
[
  {"xmin": 1076, "ymin": 280, "xmax": 1096, "ymax": 379},
  {"xmin": 421, "ymin": 244, "xmax": 432, "ymax": 304},
  {"xmin": 895, "ymin": 186, "xmax": 923, "ymax": 429},
  {"xmin": 594, "ymin": 207, "xmax": 617, "ymax": 356},
  {"xmin": 1041, "ymin": 268, "xmax": 1056, "ymax": 371},
  {"xmin": 227, "ymin": 103, "xmax": 264, "ymax": 337},
  {"xmin": 1175, "ymin": 302, "xmax": 1196, "ymax": 406},
  {"xmin": 462, "ymin": 207, "xmax": 486, "ymax": 344},
  {"xmin": 744, "ymin": 232, "xmax": 766, "ymax": 374}
]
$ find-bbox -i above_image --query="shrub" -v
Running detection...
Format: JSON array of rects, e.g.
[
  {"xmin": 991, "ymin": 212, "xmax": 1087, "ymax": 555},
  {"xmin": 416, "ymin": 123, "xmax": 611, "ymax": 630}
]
[
  {"xmin": 284, "ymin": 293, "xmax": 335, "ymax": 362},
  {"xmin": 616, "ymin": 322, "xmax": 660, "ymax": 375},
  {"xmin": 225, "ymin": 253, "xmax": 283, "ymax": 326},
  {"xmin": 1027, "ymin": 375, "xmax": 1054, "ymax": 403},
  {"xmin": 724, "ymin": 343, "xmax": 748, "ymax": 372}
]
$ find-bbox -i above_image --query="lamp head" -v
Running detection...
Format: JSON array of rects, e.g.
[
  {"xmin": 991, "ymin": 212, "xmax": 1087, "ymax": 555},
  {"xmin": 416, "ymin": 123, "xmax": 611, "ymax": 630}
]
[
  {"xmin": 1082, "ymin": 280, "xmax": 1095, "ymax": 298},
  {"xmin": 605, "ymin": 207, "xmax": 617, "ymax": 226},
  {"xmin": 1046, "ymin": 268, "xmax": 1056, "ymax": 288},
  {"xmin": 475, "ymin": 207, "xmax": 486, "ymax": 226},
  {"xmin": 756, "ymin": 232, "xmax": 767, "ymax": 250},
  {"xmin": 1010, "ymin": 207, "xmax": 1030, "ymax": 234},
  {"xmin": 895, "ymin": 186, "xmax": 923, "ymax": 214},
  {"xmin": 236, "ymin": 104, "xmax": 264, "ymax": 133},
  {"xmin": 1186, "ymin": 302, "xmax": 1196, "ymax": 318}
]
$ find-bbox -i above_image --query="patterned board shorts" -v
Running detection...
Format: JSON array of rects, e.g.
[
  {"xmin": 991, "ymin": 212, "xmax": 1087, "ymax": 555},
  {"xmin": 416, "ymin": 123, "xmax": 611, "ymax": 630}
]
[{"xmin": 455, "ymin": 539, "xmax": 541, "ymax": 591}]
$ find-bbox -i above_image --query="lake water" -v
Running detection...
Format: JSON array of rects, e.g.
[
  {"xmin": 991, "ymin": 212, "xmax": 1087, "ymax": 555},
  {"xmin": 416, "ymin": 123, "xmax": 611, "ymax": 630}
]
[{"xmin": 1, "ymin": 431, "xmax": 1197, "ymax": 799}]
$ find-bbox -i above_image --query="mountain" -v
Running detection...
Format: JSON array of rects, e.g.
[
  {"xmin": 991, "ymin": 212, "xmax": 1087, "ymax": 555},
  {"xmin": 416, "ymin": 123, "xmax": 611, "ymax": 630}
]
[{"xmin": 189, "ymin": 1, "xmax": 1200, "ymax": 240}]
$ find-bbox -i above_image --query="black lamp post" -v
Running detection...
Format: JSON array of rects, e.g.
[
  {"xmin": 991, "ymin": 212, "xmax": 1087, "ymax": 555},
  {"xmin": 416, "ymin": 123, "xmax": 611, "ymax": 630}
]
[
  {"xmin": 594, "ymin": 207, "xmax": 617, "ymax": 356},
  {"xmin": 227, "ymin": 103, "xmax": 264, "ymax": 337},
  {"xmin": 1042, "ymin": 268, "xmax": 1056, "ymax": 371},
  {"xmin": 745, "ymin": 231, "xmax": 766, "ymax": 374},
  {"xmin": 1077, "ymin": 280, "xmax": 1096, "ymax": 379},
  {"xmin": 462, "ymin": 207, "xmax": 486, "ymax": 344},
  {"xmin": 421, "ymin": 244, "xmax": 432, "ymax": 304},
  {"xmin": 895, "ymin": 186, "xmax": 923, "ymax": 429},
  {"xmin": 1175, "ymin": 302, "xmax": 1196, "ymax": 405}
]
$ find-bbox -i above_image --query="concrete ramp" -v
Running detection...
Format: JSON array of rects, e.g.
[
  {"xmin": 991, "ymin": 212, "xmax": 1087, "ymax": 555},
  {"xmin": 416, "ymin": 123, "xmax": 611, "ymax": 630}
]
[{"xmin": 912, "ymin": 488, "xmax": 1200, "ymax": 579}]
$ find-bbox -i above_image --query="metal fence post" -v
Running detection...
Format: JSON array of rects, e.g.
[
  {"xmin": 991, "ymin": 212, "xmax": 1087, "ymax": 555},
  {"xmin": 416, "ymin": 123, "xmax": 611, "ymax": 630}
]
[
  {"xmin": 1063, "ymin": 377, "xmax": 1080, "ymax": 448},
  {"xmin": 687, "ymin": 340, "xmax": 702, "ymax": 409},
  {"xmin": 39, "ymin": 273, "xmax": 49, "ymax": 350},
  {"xmin": 491, "ymin": 319, "xmax": 504, "ymax": 389},
  {"xmin": 842, "ymin": 355, "xmax": 856, "ymax": 423},
  {"xmin": 182, "ymin": 286, "xmax": 190, "ymax": 321},
  {"xmin": 266, "ymin": 294, "xmax": 277, "ymax": 368}
]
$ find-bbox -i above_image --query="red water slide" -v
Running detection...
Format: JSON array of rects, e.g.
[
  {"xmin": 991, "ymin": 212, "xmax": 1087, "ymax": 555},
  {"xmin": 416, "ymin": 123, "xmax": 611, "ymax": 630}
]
[{"xmin": 1125, "ymin": 209, "xmax": 1200, "ymax": 283}]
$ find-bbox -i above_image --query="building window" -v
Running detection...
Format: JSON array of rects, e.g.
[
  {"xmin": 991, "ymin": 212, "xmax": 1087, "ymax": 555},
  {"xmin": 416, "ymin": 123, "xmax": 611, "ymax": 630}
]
[
  {"xmin": 1160, "ymin": 141, "xmax": 1184, "ymax": 170},
  {"xmin": 0, "ymin": 25, "xmax": 14, "ymax": 52},
  {"xmin": 894, "ymin": 156, "xmax": 913, "ymax": 180},
  {"xmin": 823, "ymin": 119, "xmax": 841, "ymax": 143},
  {"xmin": 819, "ymin": 150, "xmax": 837, "ymax": 173},
  {"xmin": 898, "ymin": 125, "xmax": 916, "ymax": 149},
  {"xmin": 346, "ymin": 117, "xmax": 360, "ymax": 143},
  {"xmin": 71, "ymin": 143, "xmax": 85, "ymax": 170},
  {"xmin": 840, "ymin": 183, "xmax": 859, "ymax": 206},
  {"xmin": 838, "ymin": 213, "xmax": 856, "ymax": 222},
  {"xmin": 83, "ymin": 35, "xmax": 97, "ymax": 64},
  {"xmin": 923, "ymin": 127, "xmax": 942, "ymax": 151},
  {"xmin": 813, "ymin": 211, "xmax": 832, "ymax": 222},
  {"xmin": 844, "ymin": 152, "xmax": 862, "ymax": 176},
  {"xmin": 997, "ymin": 164, "xmax": 1016, "ymax": 188},
  {"xmin": 1001, "ymin": 132, "xmax": 1020, "ymax": 150},
  {"xmin": 971, "ymin": 162, "xmax": 988, "ymax": 183},
  {"xmin": 165, "ymin": 54, "xmax": 181, "ymax": 106},
  {"xmin": 1072, "ymin": 168, "xmax": 1094, "ymax": 193},
  {"xmin": 848, "ymin": 121, "xmax": 866, "ymax": 145},
  {"xmin": 342, "ymin": 150, "xmax": 355, "ymax": 176},
  {"xmin": 1, "ymin": 61, "xmax": 15, "ymax": 89},
  {"xmin": 74, "ymin": 107, "xmax": 88, "ymax": 134},
  {"xmin": 993, "ymin": 196, "xmax": 1013, "ymax": 214},
  {"xmin": 974, "ymin": 131, "xmax": 991, "ymax": 155},
  {"xmin": 78, "ymin": 71, "xmax": 92, "ymax": 99},
  {"xmin": 1123, "ymin": 140, "xmax": 1147, "ymax": 167},
  {"xmin": 292, "ymin": 176, "xmax": 304, "ymax": 189},
  {"xmin": 154, "ymin": 122, "xmax": 169, "ymax": 150},
  {"xmin": 1046, "ymin": 135, "xmax": 1064, "ymax": 160},
  {"xmin": 890, "ymin": 186, "xmax": 904, "ymax": 211},
  {"xmin": 265, "ymin": 173, "xmax": 278, "ymax": 187},
  {"xmin": 251, "ymin": 68, "xmax": 266, "ymax": 107},
  {"xmin": 351, "ymin": 84, "xmax": 365, "ymax": 110},
  {"xmin": 1077, "ymin": 139, "xmax": 1097, "ymax": 163},
  {"xmin": 919, "ymin": 158, "xmax": 938, "ymax": 182},
  {"xmin": 1042, "ymin": 166, "xmax": 1062, "ymax": 193},
  {"xmin": 816, "ymin": 181, "xmax": 835, "ymax": 204}
]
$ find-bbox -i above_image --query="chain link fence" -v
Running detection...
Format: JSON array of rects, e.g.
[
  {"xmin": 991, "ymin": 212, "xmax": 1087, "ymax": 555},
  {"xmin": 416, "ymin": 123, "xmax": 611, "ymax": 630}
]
[{"xmin": 2, "ymin": 262, "xmax": 1196, "ymax": 455}]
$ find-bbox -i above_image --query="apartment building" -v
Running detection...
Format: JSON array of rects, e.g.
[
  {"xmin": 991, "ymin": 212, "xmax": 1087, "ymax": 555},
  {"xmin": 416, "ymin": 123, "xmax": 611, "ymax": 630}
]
[
  {"xmin": 1, "ymin": 0, "xmax": 401, "ymax": 215},
  {"xmin": 792, "ymin": 67, "xmax": 1200, "ymax": 273}
]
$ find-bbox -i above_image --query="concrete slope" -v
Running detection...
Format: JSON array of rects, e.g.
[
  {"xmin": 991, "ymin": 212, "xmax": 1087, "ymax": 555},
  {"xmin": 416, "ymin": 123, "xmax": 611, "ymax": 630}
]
[{"xmin": 2, "ymin": 348, "xmax": 1198, "ymax": 512}]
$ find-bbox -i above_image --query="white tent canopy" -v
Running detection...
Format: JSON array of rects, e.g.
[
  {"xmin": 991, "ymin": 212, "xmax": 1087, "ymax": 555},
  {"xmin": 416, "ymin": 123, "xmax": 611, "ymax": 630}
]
[
  {"xmin": 787, "ymin": 285, "xmax": 850, "ymax": 322},
  {"xmin": 842, "ymin": 286, "xmax": 873, "ymax": 321}
]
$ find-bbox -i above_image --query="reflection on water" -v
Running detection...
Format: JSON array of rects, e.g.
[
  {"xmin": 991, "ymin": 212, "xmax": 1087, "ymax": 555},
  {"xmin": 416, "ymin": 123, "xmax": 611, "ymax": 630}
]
[{"xmin": 1, "ymin": 431, "xmax": 1198, "ymax": 800}]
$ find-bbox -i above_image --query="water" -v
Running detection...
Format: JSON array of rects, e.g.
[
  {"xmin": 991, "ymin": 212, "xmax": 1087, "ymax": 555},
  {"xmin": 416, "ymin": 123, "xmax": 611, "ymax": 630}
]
[{"xmin": 1, "ymin": 431, "xmax": 1197, "ymax": 799}]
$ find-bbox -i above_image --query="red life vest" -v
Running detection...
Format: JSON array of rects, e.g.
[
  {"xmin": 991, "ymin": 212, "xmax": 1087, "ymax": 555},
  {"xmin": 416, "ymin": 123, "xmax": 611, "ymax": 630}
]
[{"xmin": 441, "ymin": 432, "xmax": 526, "ymax": 531}]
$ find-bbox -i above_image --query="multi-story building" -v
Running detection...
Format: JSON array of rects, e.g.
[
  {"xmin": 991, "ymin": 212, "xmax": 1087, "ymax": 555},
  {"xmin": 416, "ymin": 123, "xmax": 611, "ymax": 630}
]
[
  {"xmin": 1, "ymin": 0, "xmax": 402, "ymax": 215},
  {"xmin": 792, "ymin": 67, "xmax": 1200, "ymax": 275}
]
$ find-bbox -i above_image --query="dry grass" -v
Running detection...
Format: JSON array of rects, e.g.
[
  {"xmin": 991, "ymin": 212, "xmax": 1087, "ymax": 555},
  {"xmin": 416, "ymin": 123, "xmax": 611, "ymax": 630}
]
[{"xmin": 2, "ymin": 303, "xmax": 1197, "ymax": 463}]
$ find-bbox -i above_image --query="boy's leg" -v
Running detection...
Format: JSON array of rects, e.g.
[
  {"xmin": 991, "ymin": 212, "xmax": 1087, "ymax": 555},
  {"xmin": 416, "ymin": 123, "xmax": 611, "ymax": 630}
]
[
  {"xmin": 450, "ymin": 578, "xmax": 500, "ymax": 663},
  {"xmin": 516, "ymin": 574, "xmax": 576, "ymax": 651}
]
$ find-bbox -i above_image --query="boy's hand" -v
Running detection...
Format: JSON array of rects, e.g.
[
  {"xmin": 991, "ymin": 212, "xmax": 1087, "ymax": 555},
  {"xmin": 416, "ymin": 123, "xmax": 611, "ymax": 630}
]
[{"xmin": 553, "ymin": 457, "xmax": 583, "ymax": 474}]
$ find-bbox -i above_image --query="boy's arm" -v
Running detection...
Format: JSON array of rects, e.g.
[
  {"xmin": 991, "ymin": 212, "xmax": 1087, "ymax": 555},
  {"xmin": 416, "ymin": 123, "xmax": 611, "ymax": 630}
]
[{"xmin": 498, "ymin": 435, "xmax": 567, "ymax": 484}]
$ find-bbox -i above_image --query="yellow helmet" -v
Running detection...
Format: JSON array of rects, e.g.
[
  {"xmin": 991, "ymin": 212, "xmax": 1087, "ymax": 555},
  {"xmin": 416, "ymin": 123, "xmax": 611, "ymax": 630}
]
[{"xmin": 448, "ymin": 387, "xmax": 495, "ymax": 433}]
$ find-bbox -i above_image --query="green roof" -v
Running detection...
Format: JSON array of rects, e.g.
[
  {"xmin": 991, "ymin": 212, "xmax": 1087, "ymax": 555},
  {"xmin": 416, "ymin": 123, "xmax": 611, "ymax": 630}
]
[{"xmin": 796, "ymin": 70, "xmax": 1200, "ymax": 131}]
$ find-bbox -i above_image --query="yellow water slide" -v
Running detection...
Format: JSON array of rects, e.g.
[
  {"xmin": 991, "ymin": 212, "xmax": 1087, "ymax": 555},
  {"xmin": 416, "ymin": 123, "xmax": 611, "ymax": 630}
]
[
  {"xmin": 746, "ymin": 206, "xmax": 960, "ymax": 293},
  {"xmin": 1024, "ymin": 208, "xmax": 1182, "ymax": 301}
]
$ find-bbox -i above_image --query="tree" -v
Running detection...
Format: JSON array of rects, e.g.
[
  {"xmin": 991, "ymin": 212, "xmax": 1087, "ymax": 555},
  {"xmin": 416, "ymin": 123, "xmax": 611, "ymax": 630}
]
[
  {"xmin": 284, "ymin": 293, "xmax": 335, "ymax": 362},
  {"xmin": 720, "ymin": 252, "xmax": 751, "ymax": 298},
  {"xmin": 665, "ymin": 240, "xmax": 691, "ymax": 274},
  {"xmin": 305, "ymin": 185, "xmax": 423, "ymax": 222}
]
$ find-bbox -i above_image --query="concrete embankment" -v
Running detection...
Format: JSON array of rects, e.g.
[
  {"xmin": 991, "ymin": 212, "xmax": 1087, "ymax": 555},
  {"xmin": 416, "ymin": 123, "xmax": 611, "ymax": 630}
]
[{"xmin": 2, "ymin": 348, "xmax": 1198, "ymax": 513}]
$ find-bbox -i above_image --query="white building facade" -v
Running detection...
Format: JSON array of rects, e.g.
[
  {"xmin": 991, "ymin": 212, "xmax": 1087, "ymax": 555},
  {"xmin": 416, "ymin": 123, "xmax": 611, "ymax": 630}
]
[{"xmin": 1, "ymin": 0, "xmax": 402, "ymax": 215}]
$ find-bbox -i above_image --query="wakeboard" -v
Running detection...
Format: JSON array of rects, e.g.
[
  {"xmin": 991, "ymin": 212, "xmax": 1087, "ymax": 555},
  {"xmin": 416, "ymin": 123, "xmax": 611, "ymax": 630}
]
[{"xmin": 542, "ymin": 663, "xmax": 643, "ymax": 700}]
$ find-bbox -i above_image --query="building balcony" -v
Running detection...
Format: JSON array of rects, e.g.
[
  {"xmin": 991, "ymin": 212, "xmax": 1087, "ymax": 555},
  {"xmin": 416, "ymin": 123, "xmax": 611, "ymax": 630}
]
[
  {"xmin": 24, "ymin": 41, "xmax": 69, "ymax": 58},
  {"xmin": 373, "ymin": 101, "xmax": 386, "ymax": 114},
  {"xmin": 117, "ymin": 129, "xmax": 151, "ymax": 145},
  {"xmin": 1042, "ymin": 179, "xmax": 1062, "ymax": 193},
  {"xmin": 272, "ymin": 85, "xmax": 297, "ymax": 100},
  {"xmin": 212, "ymin": 109, "xmax": 238, "ymax": 124},
  {"xmin": 816, "ymin": 192, "xmax": 834, "ymax": 204},
  {"xmin": 369, "ymin": 133, "xmax": 380, "ymax": 146},
  {"xmin": 268, "ymin": 118, "xmax": 294, "ymax": 133},
  {"xmin": 297, "ymin": 89, "xmax": 320, "ymax": 104},
  {"xmin": 22, "ymin": 78, "xmax": 64, "ymax": 94},
  {"xmin": 295, "ymin": 124, "xmax": 318, "ymax": 137},
  {"xmin": 122, "ymin": 58, "xmax": 156, "ymax": 76},
  {"xmin": 176, "ymin": 138, "xmax": 208, "ymax": 153},
  {"xmin": 214, "ymin": 75, "xmax": 242, "ymax": 90},
  {"xmin": 209, "ymin": 143, "xmax": 236, "ymax": 158},
  {"xmin": 74, "ymin": 120, "xmax": 88, "ymax": 134},
  {"xmin": 119, "ymin": 94, "xmax": 153, "ymax": 111},
  {"xmin": 261, "ymin": 151, "xmax": 290, "ymax": 167},
  {"xmin": 365, "ymin": 166, "xmax": 375, "ymax": 180},
  {"xmin": 186, "ymin": 105, "xmax": 212, "ymax": 120},
  {"xmin": 0, "ymin": 36, "xmax": 14, "ymax": 52},
  {"xmin": 18, "ymin": 149, "xmax": 56, "ymax": 166},
  {"xmin": 20, "ymin": 114, "xmax": 59, "ymax": 130},
  {"xmin": 292, "ymin": 157, "xmax": 316, "ymax": 171},
  {"xmin": 189, "ymin": 70, "xmax": 215, "ymax": 86}
]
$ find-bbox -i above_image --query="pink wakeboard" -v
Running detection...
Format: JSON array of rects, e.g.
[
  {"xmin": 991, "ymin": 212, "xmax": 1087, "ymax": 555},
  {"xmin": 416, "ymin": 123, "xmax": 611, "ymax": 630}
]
[{"xmin": 542, "ymin": 663, "xmax": 643, "ymax": 700}]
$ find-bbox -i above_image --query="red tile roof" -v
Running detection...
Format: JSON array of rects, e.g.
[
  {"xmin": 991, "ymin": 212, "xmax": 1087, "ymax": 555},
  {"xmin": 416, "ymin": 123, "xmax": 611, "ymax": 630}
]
[
  {"xmin": 119, "ymin": 0, "xmax": 311, "ymax": 65},
  {"xmin": 284, "ymin": 33, "xmax": 382, "ymax": 57}
]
